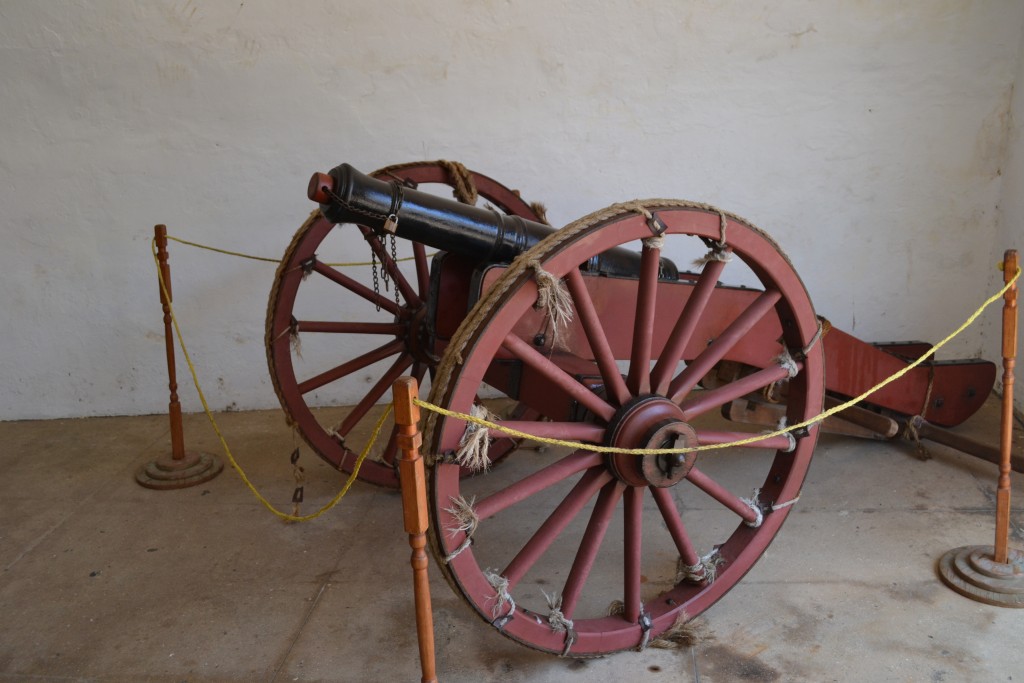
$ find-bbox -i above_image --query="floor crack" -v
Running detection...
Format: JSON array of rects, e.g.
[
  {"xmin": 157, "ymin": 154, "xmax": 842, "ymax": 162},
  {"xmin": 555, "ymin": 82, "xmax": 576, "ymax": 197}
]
[{"xmin": 267, "ymin": 577, "xmax": 331, "ymax": 683}]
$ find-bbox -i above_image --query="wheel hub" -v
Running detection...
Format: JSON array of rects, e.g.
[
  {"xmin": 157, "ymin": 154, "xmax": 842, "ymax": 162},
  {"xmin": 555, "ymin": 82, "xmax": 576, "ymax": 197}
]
[{"xmin": 605, "ymin": 396, "xmax": 698, "ymax": 488}]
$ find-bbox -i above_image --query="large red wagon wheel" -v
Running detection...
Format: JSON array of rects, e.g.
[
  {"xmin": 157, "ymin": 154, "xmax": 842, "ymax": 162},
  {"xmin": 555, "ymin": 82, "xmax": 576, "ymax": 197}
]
[
  {"xmin": 266, "ymin": 161, "xmax": 542, "ymax": 488},
  {"xmin": 426, "ymin": 200, "xmax": 825, "ymax": 656}
]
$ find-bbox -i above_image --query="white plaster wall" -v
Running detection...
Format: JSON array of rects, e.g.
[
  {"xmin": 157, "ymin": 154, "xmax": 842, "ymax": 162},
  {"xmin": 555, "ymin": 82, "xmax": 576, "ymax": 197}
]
[
  {"xmin": 989, "ymin": 20, "xmax": 1024, "ymax": 402},
  {"xmin": 1, "ymin": 1, "xmax": 1022, "ymax": 420}
]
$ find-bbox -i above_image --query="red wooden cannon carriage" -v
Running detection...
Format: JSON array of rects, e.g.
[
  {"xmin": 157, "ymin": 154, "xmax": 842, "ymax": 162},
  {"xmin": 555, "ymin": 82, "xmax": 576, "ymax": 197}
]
[{"xmin": 265, "ymin": 161, "xmax": 996, "ymax": 656}]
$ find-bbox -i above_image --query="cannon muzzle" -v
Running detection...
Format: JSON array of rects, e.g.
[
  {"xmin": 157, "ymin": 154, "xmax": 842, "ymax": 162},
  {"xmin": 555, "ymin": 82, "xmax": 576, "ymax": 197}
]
[{"xmin": 310, "ymin": 163, "xmax": 678, "ymax": 280}]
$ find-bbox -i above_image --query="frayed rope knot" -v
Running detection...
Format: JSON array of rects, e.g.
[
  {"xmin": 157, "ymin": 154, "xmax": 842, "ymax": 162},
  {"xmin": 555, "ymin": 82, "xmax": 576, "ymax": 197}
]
[
  {"xmin": 543, "ymin": 591, "xmax": 577, "ymax": 657},
  {"xmin": 768, "ymin": 416, "xmax": 797, "ymax": 453},
  {"xmin": 678, "ymin": 559, "xmax": 708, "ymax": 584},
  {"xmin": 454, "ymin": 404, "xmax": 496, "ymax": 472},
  {"xmin": 773, "ymin": 346, "xmax": 800, "ymax": 379},
  {"xmin": 642, "ymin": 235, "xmax": 665, "ymax": 250},
  {"xmin": 694, "ymin": 212, "xmax": 732, "ymax": 266},
  {"xmin": 530, "ymin": 201, "xmax": 550, "ymax": 225},
  {"xmin": 484, "ymin": 569, "xmax": 516, "ymax": 628},
  {"xmin": 693, "ymin": 248, "xmax": 733, "ymax": 266},
  {"xmin": 443, "ymin": 495, "xmax": 479, "ymax": 563},
  {"xmin": 677, "ymin": 549, "xmax": 724, "ymax": 585},
  {"xmin": 741, "ymin": 488, "xmax": 764, "ymax": 528},
  {"xmin": 648, "ymin": 611, "xmax": 706, "ymax": 650},
  {"xmin": 527, "ymin": 260, "xmax": 573, "ymax": 340}
]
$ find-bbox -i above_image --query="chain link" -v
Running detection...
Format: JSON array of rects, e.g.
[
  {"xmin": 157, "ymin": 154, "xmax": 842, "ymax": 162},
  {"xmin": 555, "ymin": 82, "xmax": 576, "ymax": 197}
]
[
  {"xmin": 370, "ymin": 248, "xmax": 382, "ymax": 312},
  {"xmin": 324, "ymin": 185, "xmax": 390, "ymax": 224},
  {"xmin": 390, "ymin": 233, "xmax": 401, "ymax": 307}
]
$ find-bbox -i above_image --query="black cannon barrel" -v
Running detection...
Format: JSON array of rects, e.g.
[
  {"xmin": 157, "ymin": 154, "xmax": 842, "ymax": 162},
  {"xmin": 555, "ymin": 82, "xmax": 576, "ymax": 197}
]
[{"xmin": 310, "ymin": 164, "xmax": 678, "ymax": 280}]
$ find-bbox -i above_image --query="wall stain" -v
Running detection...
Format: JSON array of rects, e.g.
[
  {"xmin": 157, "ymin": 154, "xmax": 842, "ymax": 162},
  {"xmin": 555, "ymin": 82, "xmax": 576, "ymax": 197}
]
[
  {"xmin": 157, "ymin": 62, "xmax": 191, "ymax": 84},
  {"xmin": 972, "ymin": 85, "xmax": 1014, "ymax": 182}
]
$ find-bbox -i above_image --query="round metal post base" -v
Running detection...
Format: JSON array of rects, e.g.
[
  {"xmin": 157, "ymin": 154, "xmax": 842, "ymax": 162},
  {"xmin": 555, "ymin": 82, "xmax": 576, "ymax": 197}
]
[
  {"xmin": 937, "ymin": 545, "xmax": 1024, "ymax": 607},
  {"xmin": 135, "ymin": 450, "xmax": 224, "ymax": 490}
]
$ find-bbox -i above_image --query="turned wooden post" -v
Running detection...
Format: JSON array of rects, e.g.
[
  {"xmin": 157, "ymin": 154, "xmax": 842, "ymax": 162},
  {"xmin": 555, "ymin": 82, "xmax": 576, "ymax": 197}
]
[
  {"xmin": 937, "ymin": 250, "xmax": 1024, "ymax": 606},
  {"xmin": 392, "ymin": 377, "xmax": 438, "ymax": 683},
  {"xmin": 135, "ymin": 225, "xmax": 223, "ymax": 490},
  {"xmin": 995, "ymin": 249, "xmax": 1018, "ymax": 564},
  {"xmin": 157, "ymin": 225, "xmax": 187, "ymax": 461}
]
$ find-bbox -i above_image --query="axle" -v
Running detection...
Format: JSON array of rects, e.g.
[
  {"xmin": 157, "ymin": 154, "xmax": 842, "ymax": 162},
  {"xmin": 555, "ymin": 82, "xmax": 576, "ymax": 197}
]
[{"xmin": 309, "ymin": 164, "xmax": 679, "ymax": 280}]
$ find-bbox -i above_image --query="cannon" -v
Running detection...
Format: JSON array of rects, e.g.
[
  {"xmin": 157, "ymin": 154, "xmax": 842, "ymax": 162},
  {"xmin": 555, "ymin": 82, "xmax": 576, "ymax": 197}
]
[
  {"xmin": 267, "ymin": 161, "xmax": 550, "ymax": 487},
  {"xmin": 266, "ymin": 160, "xmax": 997, "ymax": 656}
]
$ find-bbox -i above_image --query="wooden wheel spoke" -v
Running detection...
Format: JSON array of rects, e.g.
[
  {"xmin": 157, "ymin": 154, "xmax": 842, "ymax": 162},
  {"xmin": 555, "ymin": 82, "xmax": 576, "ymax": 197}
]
[
  {"xmin": 338, "ymin": 353, "xmax": 413, "ymax": 435},
  {"xmin": 623, "ymin": 486, "xmax": 644, "ymax": 622},
  {"xmin": 487, "ymin": 421, "xmax": 604, "ymax": 444},
  {"xmin": 297, "ymin": 338, "xmax": 405, "ymax": 394},
  {"xmin": 560, "ymin": 481, "xmax": 626, "ymax": 620},
  {"xmin": 566, "ymin": 269, "xmax": 630, "ymax": 406},
  {"xmin": 475, "ymin": 451, "xmax": 604, "ymax": 520},
  {"xmin": 377, "ymin": 426, "xmax": 399, "ymax": 466},
  {"xmin": 312, "ymin": 261, "xmax": 405, "ymax": 317},
  {"xmin": 651, "ymin": 259, "xmax": 728, "ymax": 394},
  {"xmin": 412, "ymin": 360, "xmax": 428, "ymax": 382},
  {"xmin": 650, "ymin": 487, "xmax": 702, "ymax": 569},
  {"xmin": 679, "ymin": 362, "xmax": 799, "ymax": 421},
  {"xmin": 625, "ymin": 241, "xmax": 661, "ymax": 395},
  {"xmin": 296, "ymin": 321, "xmax": 404, "ymax": 335},
  {"xmin": 697, "ymin": 430, "xmax": 795, "ymax": 452},
  {"xmin": 502, "ymin": 333, "xmax": 616, "ymax": 422},
  {"xmin": 356, "ymin": 225, "xmax": 421, "ymax": 306},
  {"xmin": 500, "ymin": 469, "xmax": 612, "ymax": 589},
  {"xmin": 668, "ymin": 289, "xmax": 782, "ymax": 403},
  {"xmin": 686, "ymin": 467, "xmax": 760, "ymax": 525},
  {"xmin": 413, "ymin": 242, "xmax": 430, "ymax": 297}
]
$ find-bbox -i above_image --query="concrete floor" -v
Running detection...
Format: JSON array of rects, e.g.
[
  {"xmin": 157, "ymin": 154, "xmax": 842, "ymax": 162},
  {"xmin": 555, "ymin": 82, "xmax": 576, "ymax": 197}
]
[{"xmin": 1, "ymin": 397, "xmax": 1022, "ymax": 683}]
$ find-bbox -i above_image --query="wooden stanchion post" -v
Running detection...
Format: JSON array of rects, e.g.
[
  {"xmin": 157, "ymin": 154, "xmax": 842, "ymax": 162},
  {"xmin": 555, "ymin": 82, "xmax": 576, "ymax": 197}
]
[
  {"xmin": 135, "ymin": 225, "xmax": 223, "ymax": 489},
  {"xmin": 995, "ymin": 249, "xmax": 1018, "ymax": 564},
  {"xmin": 937, "ymin": 249, "xmax": 1023, "ymax": 607},
  {"xmin": 392, "ymin": 377, "xmax": 438, "ymax": 683}
]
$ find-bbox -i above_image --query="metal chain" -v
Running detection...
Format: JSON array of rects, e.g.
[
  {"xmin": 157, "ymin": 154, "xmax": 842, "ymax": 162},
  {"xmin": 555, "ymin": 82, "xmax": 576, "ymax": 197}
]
[
  {"xmin": 390, "ymin": 233, "xmax": 401, "ymax": 307},
  {"xmin": 378, "ymin": 239, "xmax": 391, "ymax": 294},
  {"xmin": 370, "ymin": 248, "xmax": 381, "ymax": 312},
  {"xmin": 324, "ymin": 185, "xmax": 390, "ymax": 224}
]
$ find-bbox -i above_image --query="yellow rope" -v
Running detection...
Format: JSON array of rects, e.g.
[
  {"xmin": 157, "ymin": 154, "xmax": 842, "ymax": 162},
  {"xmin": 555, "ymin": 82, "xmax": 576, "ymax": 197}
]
[
  {"xmin": 167, "ymin": 234, "xmax": 425, "ymax": 267},
  {"xmin": 152, "ymin": 237, "xmax": 390, "ymax": 522},
  {"xmin": 167, "ymin": 235, "xmax": 282, "ymax": 263},
  {"xmin": 415, "ymin": 265, "xmax": 1021, "ymax": 456}
]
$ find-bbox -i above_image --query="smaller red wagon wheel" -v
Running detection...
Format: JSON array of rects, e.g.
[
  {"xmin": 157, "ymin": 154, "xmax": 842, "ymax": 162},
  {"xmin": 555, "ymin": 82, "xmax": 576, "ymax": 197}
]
[
  {"xmin": 266, "ymin": 161, "xmax": 542, "ymax": 488},
  {"xmin": 426, "ymin": 200, "xmax": 824, "ymax": 656}
]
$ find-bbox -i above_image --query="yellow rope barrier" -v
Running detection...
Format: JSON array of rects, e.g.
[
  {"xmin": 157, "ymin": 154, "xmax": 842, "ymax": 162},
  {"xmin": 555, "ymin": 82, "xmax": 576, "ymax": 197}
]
[
  {"xmin": 415, "ymin": 265, "xmax": 1022, "ymax": 456},
  {"xmin": 151, "ymin": 237, "xmax": 389, "ymax": 522},
  {"xmin": 167, "ymin": 234, "xmax": 425, "ymax": 267},
  {"xmin": 154, "ymin": 222, "xmax": 1020, "ymax": 500}
]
